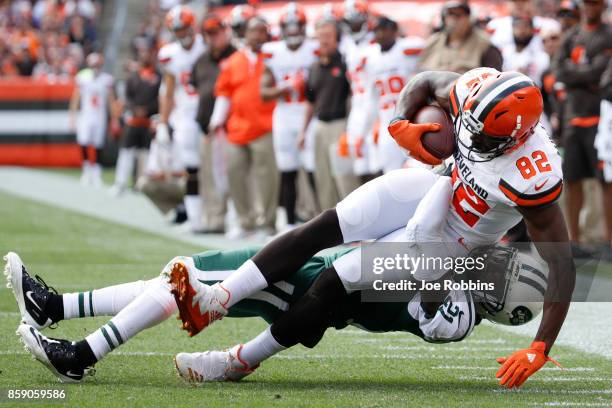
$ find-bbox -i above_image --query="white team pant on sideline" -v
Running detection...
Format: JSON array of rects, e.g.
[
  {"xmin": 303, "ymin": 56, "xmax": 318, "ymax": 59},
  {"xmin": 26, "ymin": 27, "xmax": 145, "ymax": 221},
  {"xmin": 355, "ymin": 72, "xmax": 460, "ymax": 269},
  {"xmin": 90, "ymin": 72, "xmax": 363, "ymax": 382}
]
[
  {"xmin": 77, "ymin": 115, "xmax": 106, "ymax": 148},
  {"xmin": 272, "ymin": 104, "xmax": 307, "ymax": 172},
  {"xmin": 172, "ymin": 119, "xmax": 201, "ymax": 168}
]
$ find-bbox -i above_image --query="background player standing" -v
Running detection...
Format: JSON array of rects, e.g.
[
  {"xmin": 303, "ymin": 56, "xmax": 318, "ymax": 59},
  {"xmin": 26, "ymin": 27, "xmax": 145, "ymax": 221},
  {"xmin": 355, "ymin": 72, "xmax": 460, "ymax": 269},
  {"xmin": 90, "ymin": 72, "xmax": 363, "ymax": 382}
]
[
  {"xmin": 157, "ymin": 5, "xmax": 206, "ymax": 232},
  {"xmin": 260, "ymin": 3, "xmax": 318, "ymax": 230},
  {"xmin": 69, "ymin": 53, "xmax": 119, "ymax": 186}
]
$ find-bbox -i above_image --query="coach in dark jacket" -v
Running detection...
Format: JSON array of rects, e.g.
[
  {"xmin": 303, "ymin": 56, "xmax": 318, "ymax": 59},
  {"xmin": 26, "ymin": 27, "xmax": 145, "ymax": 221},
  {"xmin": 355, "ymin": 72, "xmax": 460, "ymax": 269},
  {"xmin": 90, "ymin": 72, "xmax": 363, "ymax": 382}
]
[{"xmin": 190, "ymin": 15, "xmax": 237, "ymax": 233}]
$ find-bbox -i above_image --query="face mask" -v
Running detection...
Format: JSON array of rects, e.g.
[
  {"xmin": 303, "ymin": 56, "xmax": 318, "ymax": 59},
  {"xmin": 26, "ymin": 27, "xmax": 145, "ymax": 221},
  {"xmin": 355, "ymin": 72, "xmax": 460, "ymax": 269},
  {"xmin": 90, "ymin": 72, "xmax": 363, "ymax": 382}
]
[
  {"xmin": 285, "ymin": 34, "xmax": 304, "ymax": 48},
  {"xmin": 179, "ymin": 33, "xmax": 194, "ymax": 48},
  {"xmin": 514, "ymin": 35, "xmax": 533, "ymax": 47}
]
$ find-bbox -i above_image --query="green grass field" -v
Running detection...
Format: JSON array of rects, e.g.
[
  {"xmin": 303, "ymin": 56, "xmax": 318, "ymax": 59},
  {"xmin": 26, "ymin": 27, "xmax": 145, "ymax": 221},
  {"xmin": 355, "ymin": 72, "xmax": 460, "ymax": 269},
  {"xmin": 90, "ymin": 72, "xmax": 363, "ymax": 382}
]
[{"xmin": 1, "ymin": 190, "xmax": 611, "ymax": 407}]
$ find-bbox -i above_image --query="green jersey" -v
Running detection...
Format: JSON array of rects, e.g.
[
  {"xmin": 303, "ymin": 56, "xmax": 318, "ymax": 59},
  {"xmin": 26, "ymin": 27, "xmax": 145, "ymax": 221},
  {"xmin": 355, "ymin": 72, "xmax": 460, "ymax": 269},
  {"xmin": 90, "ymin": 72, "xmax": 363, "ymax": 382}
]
[{"xmin": 191, "ymin": 247, "xmax": 444, "ymax": 339}]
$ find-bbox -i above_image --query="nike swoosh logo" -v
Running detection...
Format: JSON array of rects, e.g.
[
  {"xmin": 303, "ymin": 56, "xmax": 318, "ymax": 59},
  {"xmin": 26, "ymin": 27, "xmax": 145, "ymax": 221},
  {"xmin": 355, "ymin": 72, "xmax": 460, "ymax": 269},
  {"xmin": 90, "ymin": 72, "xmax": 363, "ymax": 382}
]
[
  {"xmin": 25, "ymin": 291, "xmax": 43, "ymax": 313},
  {"xmin": 534, "ymin": 180, "xmax": 549, "ymax": 191},
  {"xmin": 65, "ymin": 370, "xmax": 82, "ymax": 379}
]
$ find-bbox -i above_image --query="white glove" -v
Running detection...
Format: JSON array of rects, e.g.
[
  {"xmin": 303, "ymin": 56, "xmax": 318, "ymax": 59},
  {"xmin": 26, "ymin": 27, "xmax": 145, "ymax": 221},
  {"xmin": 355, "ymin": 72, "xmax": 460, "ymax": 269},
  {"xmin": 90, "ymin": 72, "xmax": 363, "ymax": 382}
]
[{"xmin": 156, "ymin": 123, "xmax": 170, "ymax": 144}]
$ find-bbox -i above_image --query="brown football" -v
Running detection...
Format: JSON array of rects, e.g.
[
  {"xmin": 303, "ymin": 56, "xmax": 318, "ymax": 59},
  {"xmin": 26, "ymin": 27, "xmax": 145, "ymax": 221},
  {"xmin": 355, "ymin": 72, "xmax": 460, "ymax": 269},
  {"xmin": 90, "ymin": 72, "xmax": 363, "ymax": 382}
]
[{"xmin": 414, "ymin": 105, "xmax": 456, "ymax": 160}]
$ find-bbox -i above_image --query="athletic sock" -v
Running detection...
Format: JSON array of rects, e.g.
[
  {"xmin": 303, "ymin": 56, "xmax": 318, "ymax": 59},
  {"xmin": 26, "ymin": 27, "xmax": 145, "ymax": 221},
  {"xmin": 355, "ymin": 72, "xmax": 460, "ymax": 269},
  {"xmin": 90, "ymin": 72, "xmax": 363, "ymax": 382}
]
[
  {"xmin": 220, "ymin": 260, "xmax": 267, "ymax": 308},
  {"xmin": 43, "ymin": 293, "xmax": 64, "ymax": 322},
  {"xmin": 184, "ymin": 195, "xmax": 203, "ymax": 231},
  {"xmin": 75, "ymin": 339, "xmax": 98, "ymax": 367},
  {"xmin": 84, "ymin": 277, "xmax": 176, "ymax": 361},
  {"xmin": 62, "ymin": 279, "xmax": 154, "ymax": 319},
  {"xmin": 239, "ymin": 326, "xmax": 286, "ymax": 367}
]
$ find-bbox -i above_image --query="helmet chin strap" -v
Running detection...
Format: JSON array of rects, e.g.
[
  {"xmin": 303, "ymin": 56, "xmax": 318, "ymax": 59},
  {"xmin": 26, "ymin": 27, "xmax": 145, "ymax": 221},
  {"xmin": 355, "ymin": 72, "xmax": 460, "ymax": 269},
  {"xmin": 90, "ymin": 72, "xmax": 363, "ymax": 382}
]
[{"xmin": 510, "ymin": 115, "xmax": 522, "ymax": 138}]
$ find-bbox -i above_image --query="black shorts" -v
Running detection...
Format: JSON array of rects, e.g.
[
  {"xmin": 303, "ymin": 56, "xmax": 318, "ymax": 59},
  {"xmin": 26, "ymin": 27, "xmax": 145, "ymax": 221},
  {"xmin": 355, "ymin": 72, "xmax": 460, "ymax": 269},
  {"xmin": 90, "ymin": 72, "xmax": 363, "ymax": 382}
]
[
  {"xmin": 562, "ymin": 125, "xmax": 602, "ymax": 182},
  {"xmin": 122, "ymin": 126, "xmax": 152, "ymax": 149}
]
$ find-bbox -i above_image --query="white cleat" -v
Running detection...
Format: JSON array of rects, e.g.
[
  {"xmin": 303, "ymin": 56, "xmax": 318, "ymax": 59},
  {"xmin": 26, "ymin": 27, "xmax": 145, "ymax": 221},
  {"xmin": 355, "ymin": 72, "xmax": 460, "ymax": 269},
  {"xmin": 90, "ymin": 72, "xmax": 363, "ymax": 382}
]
[
  {"xmin": 165, "ymin": 257, "xmax": 229, "ymax": 336},
  {"xmin": 16, "ymin": 324, "xmax": 93, "ymax": 383},
  {"xmin": 4, "ymin": 252, "xmax": 57, "ymax": 330},
  {"xmin": 174, "ymin": 345, "xmax": 257, "ymax": 383}
]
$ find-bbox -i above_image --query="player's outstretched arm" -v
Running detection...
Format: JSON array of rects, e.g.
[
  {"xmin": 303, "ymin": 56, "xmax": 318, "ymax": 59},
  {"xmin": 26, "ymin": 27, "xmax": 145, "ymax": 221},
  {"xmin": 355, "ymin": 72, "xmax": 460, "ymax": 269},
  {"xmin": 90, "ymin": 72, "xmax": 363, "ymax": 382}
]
[{"xmin": 496, "ymin": 202, "xmax": 575, "ymax": 388}]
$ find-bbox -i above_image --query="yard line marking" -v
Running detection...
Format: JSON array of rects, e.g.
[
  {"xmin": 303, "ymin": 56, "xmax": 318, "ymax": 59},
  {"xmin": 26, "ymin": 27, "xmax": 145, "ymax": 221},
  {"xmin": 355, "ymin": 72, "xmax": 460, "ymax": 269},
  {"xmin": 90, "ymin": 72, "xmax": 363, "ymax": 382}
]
[
  {"xmin": 376, "ymin": 345, "xmax": 516, "ymax": 352},
  {"xmin": 460, "ymin": 376, "xmax": 612, "ymax": 382},
  {"xmin": 493, "ymin": 389, "xmax": 612, "ymax": 395},
  {"xmin": 436, "ymin": 365, "xmax": 595, "ymax": 371}
]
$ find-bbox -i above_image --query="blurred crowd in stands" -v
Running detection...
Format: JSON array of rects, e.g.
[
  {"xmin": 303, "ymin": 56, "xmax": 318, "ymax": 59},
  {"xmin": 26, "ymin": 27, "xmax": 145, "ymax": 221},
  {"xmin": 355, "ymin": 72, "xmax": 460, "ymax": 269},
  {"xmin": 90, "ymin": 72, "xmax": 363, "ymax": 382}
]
[
  {"xmin": 1, "ymin": 0, "xmax": 611, "ymax": 255},
  {"xmin": 0, "ymin": 0, "xmax": 100, "ymax": 80}
]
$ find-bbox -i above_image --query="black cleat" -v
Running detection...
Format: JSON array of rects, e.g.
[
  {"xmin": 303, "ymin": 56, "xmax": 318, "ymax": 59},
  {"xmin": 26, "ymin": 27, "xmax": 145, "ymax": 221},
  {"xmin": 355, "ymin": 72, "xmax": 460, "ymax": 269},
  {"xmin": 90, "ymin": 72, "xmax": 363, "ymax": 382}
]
[
  {"xmin": 17, "ymin": 324, "xmax": 93, "ymax": 383},
  {"xmin": 4, "ymin": 252, "xmax": 59, "ymax": 330}
]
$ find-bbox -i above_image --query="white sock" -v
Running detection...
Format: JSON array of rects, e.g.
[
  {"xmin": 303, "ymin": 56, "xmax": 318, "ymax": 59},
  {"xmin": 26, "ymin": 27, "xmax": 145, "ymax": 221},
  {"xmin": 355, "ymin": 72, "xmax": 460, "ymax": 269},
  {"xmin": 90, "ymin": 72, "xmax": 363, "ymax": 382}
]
[
  {"xmin": 63, "ymin": 279, "xmax": 159, "ymax": 319},
  {"xmin": 114, "ymin": 147, "xmax": 135, "ymax": 188},
  {"xmin": 220, "ymin": 259, "xmax": 267, "ymax": 308},
  {"xmin": 239, "ymin": 326, "xmax": 286, "ymax": 367},
  {"xmin": 85, "ymin": 276, "xmax": 176, "ymax": 361},
  {"xmin": 184, "ymin": 195, "xmax": 203, "ymax": 230}
]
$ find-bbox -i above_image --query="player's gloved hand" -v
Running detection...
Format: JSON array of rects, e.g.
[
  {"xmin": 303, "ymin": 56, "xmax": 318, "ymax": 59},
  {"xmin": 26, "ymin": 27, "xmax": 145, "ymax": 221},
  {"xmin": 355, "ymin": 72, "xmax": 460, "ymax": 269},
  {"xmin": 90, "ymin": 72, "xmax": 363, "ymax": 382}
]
[
  {"xmin": 496, "ymin": 341, "xmax": 563, "ymax": 388},
  {"xmin": 156, "ymin": 123, "xmax": 171, "ymax": 144},
  {"xmin": 387, "ymin": 117, "xmax": 442, "ymax": 166},
  {"xmin": 337, "ymin": 132, "xmax": 349, "ymax": 157}
]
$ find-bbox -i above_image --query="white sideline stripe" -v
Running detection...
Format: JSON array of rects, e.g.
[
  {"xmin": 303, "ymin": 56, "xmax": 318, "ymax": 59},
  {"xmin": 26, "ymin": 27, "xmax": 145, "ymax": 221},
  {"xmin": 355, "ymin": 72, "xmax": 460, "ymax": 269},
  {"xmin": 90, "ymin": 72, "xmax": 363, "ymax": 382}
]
[
  {"xmin": 532, "ymin": 403, "xmax": 612, "ymax": 407},
  {"xmin": 247, "ymin": 291, "xmax": 289, "ymax": 311},
  {"xmin": 0, "ymin": 312, "xmax": 20, "ymax": 317},
  {"xmin": 0, "ymin": 167, "xmax": 260, "ymax": 250},
  {"xmin": 434, "ymin": 365, "xmax": 595, "ymax": 371},
  {"xmin": 355, "ymin": 337, "xmax": 513, "ymax": 345},
  {"xmin": 460, "ymin": 376, "xmax": 612, "ymax": 382}
]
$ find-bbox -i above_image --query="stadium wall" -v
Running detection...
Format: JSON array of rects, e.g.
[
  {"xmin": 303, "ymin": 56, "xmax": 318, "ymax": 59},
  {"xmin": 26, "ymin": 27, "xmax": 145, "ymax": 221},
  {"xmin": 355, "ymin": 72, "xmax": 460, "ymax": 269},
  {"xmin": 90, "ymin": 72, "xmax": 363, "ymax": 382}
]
[{"xmin": 0, "ymin": 79, "xmax": 82, "ymax": 167}]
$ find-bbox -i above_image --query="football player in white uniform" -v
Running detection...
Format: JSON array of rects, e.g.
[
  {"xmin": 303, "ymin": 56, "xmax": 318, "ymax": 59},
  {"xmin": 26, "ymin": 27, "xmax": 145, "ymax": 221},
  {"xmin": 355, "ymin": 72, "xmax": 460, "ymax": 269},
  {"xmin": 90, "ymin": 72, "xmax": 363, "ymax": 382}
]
[
  {"xmin": 353, "ymin": 17, "xmax": 424, "ymax": 173},
  {"xmin": 157, "ymin": 6, "xmax": 206, "ymax": 232},
  {"xmin": 340, "ymin": 0, "xmax": 379, "ymax": 181},
  {"xmin": 229, "ymin": 4, "xmax": 257, "ymax": 47},
  {"xmin": 69, "ymin": 53, "xmax": 118, "ymax": 186},
  {"xmin": 260, "ymin": 3, "xmax": 318, "ymax": 230},
  {"xmin": 171, "ymin": 68, "xmax": 575, "ymax": 389}
]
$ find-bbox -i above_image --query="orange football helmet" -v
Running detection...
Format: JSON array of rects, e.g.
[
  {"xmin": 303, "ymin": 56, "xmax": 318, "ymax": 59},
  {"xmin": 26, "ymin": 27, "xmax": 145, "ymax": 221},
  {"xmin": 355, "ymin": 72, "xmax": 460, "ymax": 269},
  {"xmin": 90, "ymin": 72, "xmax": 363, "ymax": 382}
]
[
  {"xmin": 343, "ymin": 0, "xmax": 369, "ymax": 23},
  {"xmin": 457, "ymin": 71, "xmax": 543, "ymax": 161},
  {"xmin": 230, "ymin": 4, "xmax": 256, "ymax": 28},
  {"xmin": 165, "ymin": 6, "xmax": 195, "ymax": 32},
  {"xmin": 280, "ymin": 2, "xmax": 307, "ymax": 26}
]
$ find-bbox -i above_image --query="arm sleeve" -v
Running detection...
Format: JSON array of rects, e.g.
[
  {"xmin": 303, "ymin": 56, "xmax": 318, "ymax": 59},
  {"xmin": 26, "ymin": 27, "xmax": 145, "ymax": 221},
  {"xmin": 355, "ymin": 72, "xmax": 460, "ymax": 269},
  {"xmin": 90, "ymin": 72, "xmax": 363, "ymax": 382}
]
[
  {"xmin": 209, "ymin": 96, "xmax": 231, "ymax": 129},
  {"xmin": 601, "ymin": 59, "xmax": 612, "ymax": 102},
  {"xmin": 557, "ymin": 52, "xmax": 611, "ymax": 87}
]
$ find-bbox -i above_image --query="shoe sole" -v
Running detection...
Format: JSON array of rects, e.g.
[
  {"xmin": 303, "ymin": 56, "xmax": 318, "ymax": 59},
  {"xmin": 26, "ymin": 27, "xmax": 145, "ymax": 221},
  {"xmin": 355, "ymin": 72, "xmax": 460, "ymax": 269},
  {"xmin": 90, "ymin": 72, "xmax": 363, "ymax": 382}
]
[
  {"xmin": 173, "ymin": 354, "xmax": 204, "ymax": 384},
  {"xmin": 4, "ymin": 252, "xmax": 46, "ymax": 330},
  {"xmin": 167, "ymin": 262, "xmax": 209, "ymax": 337},
  {"xmin": 16, "ymin": 324, "xmax": 84, "ymax": 384}
]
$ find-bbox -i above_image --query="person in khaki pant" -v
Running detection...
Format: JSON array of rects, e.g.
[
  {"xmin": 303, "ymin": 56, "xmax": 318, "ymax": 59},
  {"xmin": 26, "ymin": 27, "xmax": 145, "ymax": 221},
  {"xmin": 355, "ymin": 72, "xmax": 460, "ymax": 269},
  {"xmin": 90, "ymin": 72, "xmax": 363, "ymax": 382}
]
[
  {"xmin": 210, "ymin": 17, "xmax": 279, "ymax": 236},
  {"xmin": 300, "ymin": 19, "xmax": 356, "ymax": 210}
]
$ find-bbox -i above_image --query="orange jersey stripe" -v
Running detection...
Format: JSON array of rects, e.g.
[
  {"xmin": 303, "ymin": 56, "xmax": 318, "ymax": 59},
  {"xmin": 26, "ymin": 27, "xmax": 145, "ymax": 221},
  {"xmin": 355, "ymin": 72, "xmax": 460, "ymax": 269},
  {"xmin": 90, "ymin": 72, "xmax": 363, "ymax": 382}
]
[{"xmin": 499, "ymin": 179, "xmax": 563, "ymax": 207}]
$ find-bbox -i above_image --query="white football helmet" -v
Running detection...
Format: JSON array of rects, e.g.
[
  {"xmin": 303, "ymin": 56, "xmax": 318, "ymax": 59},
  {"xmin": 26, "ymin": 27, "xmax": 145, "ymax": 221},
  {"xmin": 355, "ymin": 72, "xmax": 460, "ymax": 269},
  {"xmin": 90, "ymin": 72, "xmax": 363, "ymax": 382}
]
[{"xmin": 466, "ymin": 245, "xmax": 548, "ymax": 326}]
